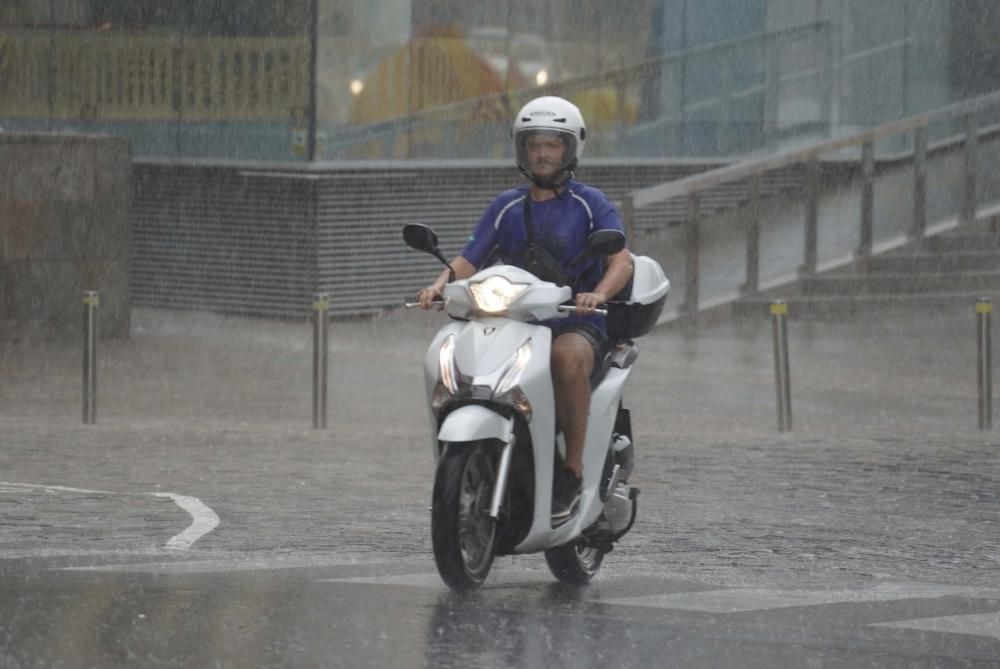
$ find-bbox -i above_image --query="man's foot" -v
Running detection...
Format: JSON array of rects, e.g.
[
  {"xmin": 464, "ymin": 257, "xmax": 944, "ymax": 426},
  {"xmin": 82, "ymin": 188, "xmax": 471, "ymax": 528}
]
[{"xmin": 551, "ymin": 467, "xmax": 582, "ymax": 524}]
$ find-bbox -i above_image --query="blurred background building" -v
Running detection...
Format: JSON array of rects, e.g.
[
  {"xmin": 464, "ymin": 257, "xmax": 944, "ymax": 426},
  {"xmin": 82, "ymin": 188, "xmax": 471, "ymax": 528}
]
[{"xmin": 3, "ymin": 0, "xmax": 998, "ymax": 162}]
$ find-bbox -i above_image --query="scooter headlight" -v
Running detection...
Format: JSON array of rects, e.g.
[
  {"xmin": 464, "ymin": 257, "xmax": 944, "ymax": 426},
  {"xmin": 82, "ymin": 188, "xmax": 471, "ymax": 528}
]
[
  {"xmin": 469, "ymin": 276, "xmax": 528, "ymax": 315},
  {"xmin": 495, "ymin": 340, "xmax": 532, "ymax": 395},
  {"xmin": 438, "ymin": 334, "xmax": 458, "ymax": 393},
  {"xmin": 494, "ymin": 339, "xmax": 533, "ymax": 421}
]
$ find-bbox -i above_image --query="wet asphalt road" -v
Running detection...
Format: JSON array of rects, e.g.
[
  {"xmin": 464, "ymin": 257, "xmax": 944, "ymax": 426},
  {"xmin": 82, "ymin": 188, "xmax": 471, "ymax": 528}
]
[{"xmin": 2, "ymin": 305, "xmax": 1000, "ymax": 667}]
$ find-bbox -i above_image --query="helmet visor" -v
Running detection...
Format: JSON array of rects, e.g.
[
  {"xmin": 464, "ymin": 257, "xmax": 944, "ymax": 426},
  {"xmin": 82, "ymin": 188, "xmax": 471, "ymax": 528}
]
[{"xmin": 515, "ymin": 129, "xmax": 578, "ymax": 179}]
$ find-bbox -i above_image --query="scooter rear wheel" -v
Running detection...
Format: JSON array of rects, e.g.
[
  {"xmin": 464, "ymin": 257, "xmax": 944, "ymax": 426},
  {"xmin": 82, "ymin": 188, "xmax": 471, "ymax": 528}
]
[
  {"xmin": 431, "ymin": 442, "xmax": 497, "ymax": 591},
  {"xmin": 544, "ymin": 541, "xmax": 604, "ymax": 585}
]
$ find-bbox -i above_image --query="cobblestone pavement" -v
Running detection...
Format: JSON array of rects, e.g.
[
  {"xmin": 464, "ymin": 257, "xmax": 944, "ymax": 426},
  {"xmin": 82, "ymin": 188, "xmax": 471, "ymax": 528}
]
[
  {"xmin": 1, "ymin": 421, "xmax": 999, "ymax": 592},
  {"xmin": 3, "ymin": 305, "xmax": 1000, "ymax": 667},
  {"xmin": 1, "ymin": 304, "xmax": 998, "ymax": 589}
]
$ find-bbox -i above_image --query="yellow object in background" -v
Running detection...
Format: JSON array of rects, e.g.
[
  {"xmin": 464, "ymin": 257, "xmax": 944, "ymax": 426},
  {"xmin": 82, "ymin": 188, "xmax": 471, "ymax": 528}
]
[{"xmin": 349, "ymin": 25, "xmax": 506, "ymax": 126}]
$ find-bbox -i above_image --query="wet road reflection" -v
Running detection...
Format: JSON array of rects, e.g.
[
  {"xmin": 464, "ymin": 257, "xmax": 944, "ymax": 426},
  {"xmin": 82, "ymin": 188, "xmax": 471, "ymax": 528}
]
[
  {"xmin": 424, "ymin": 585, "xmax": 624, "ymax": 669},
  {"xmin": 4, "ymin": 560, "xmax": 998, "ymax": 668}
]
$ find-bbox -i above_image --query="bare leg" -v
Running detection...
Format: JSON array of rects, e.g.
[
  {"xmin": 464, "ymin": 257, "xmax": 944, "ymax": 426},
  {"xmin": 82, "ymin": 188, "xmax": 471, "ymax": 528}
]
[{"xmin": 551, "ymin": 333, "xmax": 595, "ymax": 478}]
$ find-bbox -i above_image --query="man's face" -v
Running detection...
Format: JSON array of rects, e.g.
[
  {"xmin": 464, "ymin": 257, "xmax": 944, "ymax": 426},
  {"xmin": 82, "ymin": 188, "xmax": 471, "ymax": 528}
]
[{"xmin": 524, "ymin": 132, "xmax": 566, "ymax": 179}]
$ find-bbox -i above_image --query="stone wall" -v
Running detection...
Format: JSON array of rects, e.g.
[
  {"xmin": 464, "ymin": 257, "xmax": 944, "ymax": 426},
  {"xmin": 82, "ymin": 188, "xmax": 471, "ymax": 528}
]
[{"xmin": 0, "ymin": 133, "xmax": 131, "ymax": 340}]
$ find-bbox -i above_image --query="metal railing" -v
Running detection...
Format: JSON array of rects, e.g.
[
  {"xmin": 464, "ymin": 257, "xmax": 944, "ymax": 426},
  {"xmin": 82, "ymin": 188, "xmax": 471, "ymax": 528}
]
[
  {"xmin": 2, "ymin": 18, "xmax": 927, "ymax": 164},
  {"xmin": 0, "ymin": 31, "xmax": 310, "ymax": 121},
  {"xmin": 624, "ymin": 88, "xmax": 1000, "ymax": 315}
]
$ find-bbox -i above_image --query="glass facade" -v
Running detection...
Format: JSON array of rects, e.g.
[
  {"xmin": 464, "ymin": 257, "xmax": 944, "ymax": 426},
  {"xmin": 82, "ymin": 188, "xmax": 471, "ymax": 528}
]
[
  {"xmin": 0, "ymin": 0, "xmax": 311, "ymax": 159},
  {"xmin": 0, "ymin": 0, "xmax": 988, "ymax": 162}
]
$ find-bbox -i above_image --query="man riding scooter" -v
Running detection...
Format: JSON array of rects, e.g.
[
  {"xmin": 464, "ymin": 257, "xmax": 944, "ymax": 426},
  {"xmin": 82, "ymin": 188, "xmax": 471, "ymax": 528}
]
[{"xmin": 418, "ymin": 96, "xmax": 634, "ymax": 523}]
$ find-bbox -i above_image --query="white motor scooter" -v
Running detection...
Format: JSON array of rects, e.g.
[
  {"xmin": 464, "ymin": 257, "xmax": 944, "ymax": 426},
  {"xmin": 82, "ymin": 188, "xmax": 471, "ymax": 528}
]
[{"xmin": 403, "ymin": 224, "xmax": 669, "ymax": 591}]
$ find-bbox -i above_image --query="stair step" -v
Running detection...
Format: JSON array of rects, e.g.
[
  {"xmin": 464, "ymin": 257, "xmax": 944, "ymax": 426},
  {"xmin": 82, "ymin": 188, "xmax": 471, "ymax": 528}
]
[
  {"xmin": 861, "ymin": 252, "xmax": 1000, "ymax": 273},
  {"xmin": 731, "ymin": 292, "xmax": 994, "ymax": 321},
  {"xmin": 800, "ymin": 271, "xmax": 1000, "ymax": 296},
  {"xmin": 949, "ymin": 216, "xmax": 1000, "ymax": 235},
  {"xmin": 923, "ymin": 234, "xmax": 1000, "ymax": 253}
]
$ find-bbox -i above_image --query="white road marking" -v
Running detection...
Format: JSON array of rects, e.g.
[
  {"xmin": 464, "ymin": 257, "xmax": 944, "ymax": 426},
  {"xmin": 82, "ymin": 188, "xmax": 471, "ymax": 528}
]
[
  {"xmin": 0, "ymin": 481, "xmax": 219, "ymax": 550},
  {"xmin": 320, "ymin": 565, "xmax": 556, "ymax": 589},
  {"xmin": 872, "ymin": 612, "xmax": 1000, "ymax": 641},
  {"xmin": 602, "ymin": 583, "xmax": 999, "ymax": 614},
  {"xmin": 59, "ymin": 556, "xmax": 377, "ymax": 574},
  {"xmin": 0, "ymin": 482, "xmax": 113, "ymax": 495},
  {"xmin": 320, "ymin": 573, "xmax": 447, "ymax": 588},
  {"xmin": 316, "ymin": 573, "xmax": 1000, "ymax": 613},
  {"xmin": 151, "ymin": 493, "xmax": 220, "ymax": 550}
]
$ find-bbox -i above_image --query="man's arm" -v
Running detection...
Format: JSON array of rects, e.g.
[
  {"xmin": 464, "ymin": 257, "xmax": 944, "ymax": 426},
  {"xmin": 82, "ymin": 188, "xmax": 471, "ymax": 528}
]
[
  {"xmin": 575, "ymin": 249, "xmax": 633, "ymax": 314},
  {"xmin": 417, "ymin": 255, "xmax": 478, "ymax": 309}
]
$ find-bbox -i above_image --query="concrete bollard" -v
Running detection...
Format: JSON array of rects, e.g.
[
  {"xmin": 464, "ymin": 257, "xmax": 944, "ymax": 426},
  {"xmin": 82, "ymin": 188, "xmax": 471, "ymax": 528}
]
[
  {"xmin": 771, "ymin": 301, "xmax": 792, "ymax": 432},
  {"xmin": 312, "ymin": 294, "xmax": 330, "ymax": 429},
  {"xmin": 82, "ymin": 291, "xmax": 99, "ymax": 424}
]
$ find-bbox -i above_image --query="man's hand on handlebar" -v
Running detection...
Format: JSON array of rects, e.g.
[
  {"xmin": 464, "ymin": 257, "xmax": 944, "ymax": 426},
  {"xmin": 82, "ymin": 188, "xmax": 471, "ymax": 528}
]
[
  {"xmin": 417, "ymin": 285, "xmax": 445, "ymax": 310},
  {"xmin": 574, "ymin": 291, "xmax": 608, "ymax": 316}
]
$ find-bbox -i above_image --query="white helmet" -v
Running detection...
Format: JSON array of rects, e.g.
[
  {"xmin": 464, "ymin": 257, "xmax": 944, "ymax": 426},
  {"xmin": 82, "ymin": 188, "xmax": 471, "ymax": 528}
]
[{"xmin": 512, "ymin": 96, "xmax": 586, "ymax": 188}]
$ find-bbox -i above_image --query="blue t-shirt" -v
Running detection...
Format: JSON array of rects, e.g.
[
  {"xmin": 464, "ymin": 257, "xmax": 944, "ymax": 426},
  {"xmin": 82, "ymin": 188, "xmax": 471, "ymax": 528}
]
[{"xmin": 460, "ymin": 180, "xmax": 625, "ymax": 332}]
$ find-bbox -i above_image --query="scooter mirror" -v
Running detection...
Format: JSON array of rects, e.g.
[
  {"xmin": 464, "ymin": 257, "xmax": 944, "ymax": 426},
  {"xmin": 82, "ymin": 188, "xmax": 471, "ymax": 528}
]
[
  {"xmin": 402, "ymin": 224, "xmax": 440, "ymax": 254},
  {"xmin": 403, "ymin": 224, "xmax": 455, "ymax": 279},
  {"xmin": 588, "ymin": 229, "xmax": 626, "ymax": 257}
]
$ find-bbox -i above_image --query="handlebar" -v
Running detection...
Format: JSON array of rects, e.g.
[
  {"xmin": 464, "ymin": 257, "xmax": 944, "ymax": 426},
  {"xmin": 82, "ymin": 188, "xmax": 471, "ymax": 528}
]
[
  {"xmin": 557, "ymin": 304, "xmax": 608, "ymax": 316},
  {"xmin": 405, "ymin": 302, "xmax": 609, "ymax": 315}
]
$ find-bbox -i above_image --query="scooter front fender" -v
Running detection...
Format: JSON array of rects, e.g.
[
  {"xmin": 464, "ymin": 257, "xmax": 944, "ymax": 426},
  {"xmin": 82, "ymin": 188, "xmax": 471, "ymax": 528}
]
[
  {"xmin": 438, "ymin": 405, "xmax": 514, "ymax": 447},
  {"xmin": 438, "ymin": 405, "xmax": 515, "ymax": 520}
]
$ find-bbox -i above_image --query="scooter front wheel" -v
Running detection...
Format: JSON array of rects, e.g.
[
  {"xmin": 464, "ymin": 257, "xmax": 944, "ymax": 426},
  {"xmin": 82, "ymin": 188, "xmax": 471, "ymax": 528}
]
[
  {"xmin": 431, "ymin": 442, "xmax": 497, "ymax": 591},
  {"xmin": 544, "ymin": 541, "xmax": 604, "ymax": 585}
]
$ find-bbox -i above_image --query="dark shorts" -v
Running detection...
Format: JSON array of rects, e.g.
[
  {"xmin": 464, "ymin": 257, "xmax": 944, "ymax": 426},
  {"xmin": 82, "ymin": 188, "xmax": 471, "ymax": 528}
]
[{"xmin": 549, "ymin": 320, "xmax": 611, "ymax": 379}]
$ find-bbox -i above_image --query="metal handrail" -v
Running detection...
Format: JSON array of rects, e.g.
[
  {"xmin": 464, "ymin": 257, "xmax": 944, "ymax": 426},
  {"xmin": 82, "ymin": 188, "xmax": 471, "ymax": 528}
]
[
  {"xmin": 631, "ymin": 88, "xmax": 1000, "ymax": 208},
  {"xmin": 626, "ymin": 87, "xmax": 1000, "ymax": 315}
]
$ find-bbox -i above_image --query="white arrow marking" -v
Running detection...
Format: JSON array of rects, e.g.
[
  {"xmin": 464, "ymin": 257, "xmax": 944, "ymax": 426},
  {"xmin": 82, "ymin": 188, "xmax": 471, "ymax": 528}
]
[
  {"xmin": 1, "ymin": 482, "xmax": 219, "ymax": 550},
  {"xmin": 151, "ymin": 493, "xmax": 220, "ymax": 550},
  {"xmin": 873, "ymin": 612, "xmax": 1000, "ymax": 640}
]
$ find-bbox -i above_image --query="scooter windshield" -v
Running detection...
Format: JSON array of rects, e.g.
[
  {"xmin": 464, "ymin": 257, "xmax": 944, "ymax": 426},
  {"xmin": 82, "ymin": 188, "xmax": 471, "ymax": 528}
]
[
  {"xmin": 443, "ymin": 265, "xmax": 572, "ymax": 322},
  {"xmin": 469, "ymin": 276, "xmax": 528, "ymax": 315}
]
